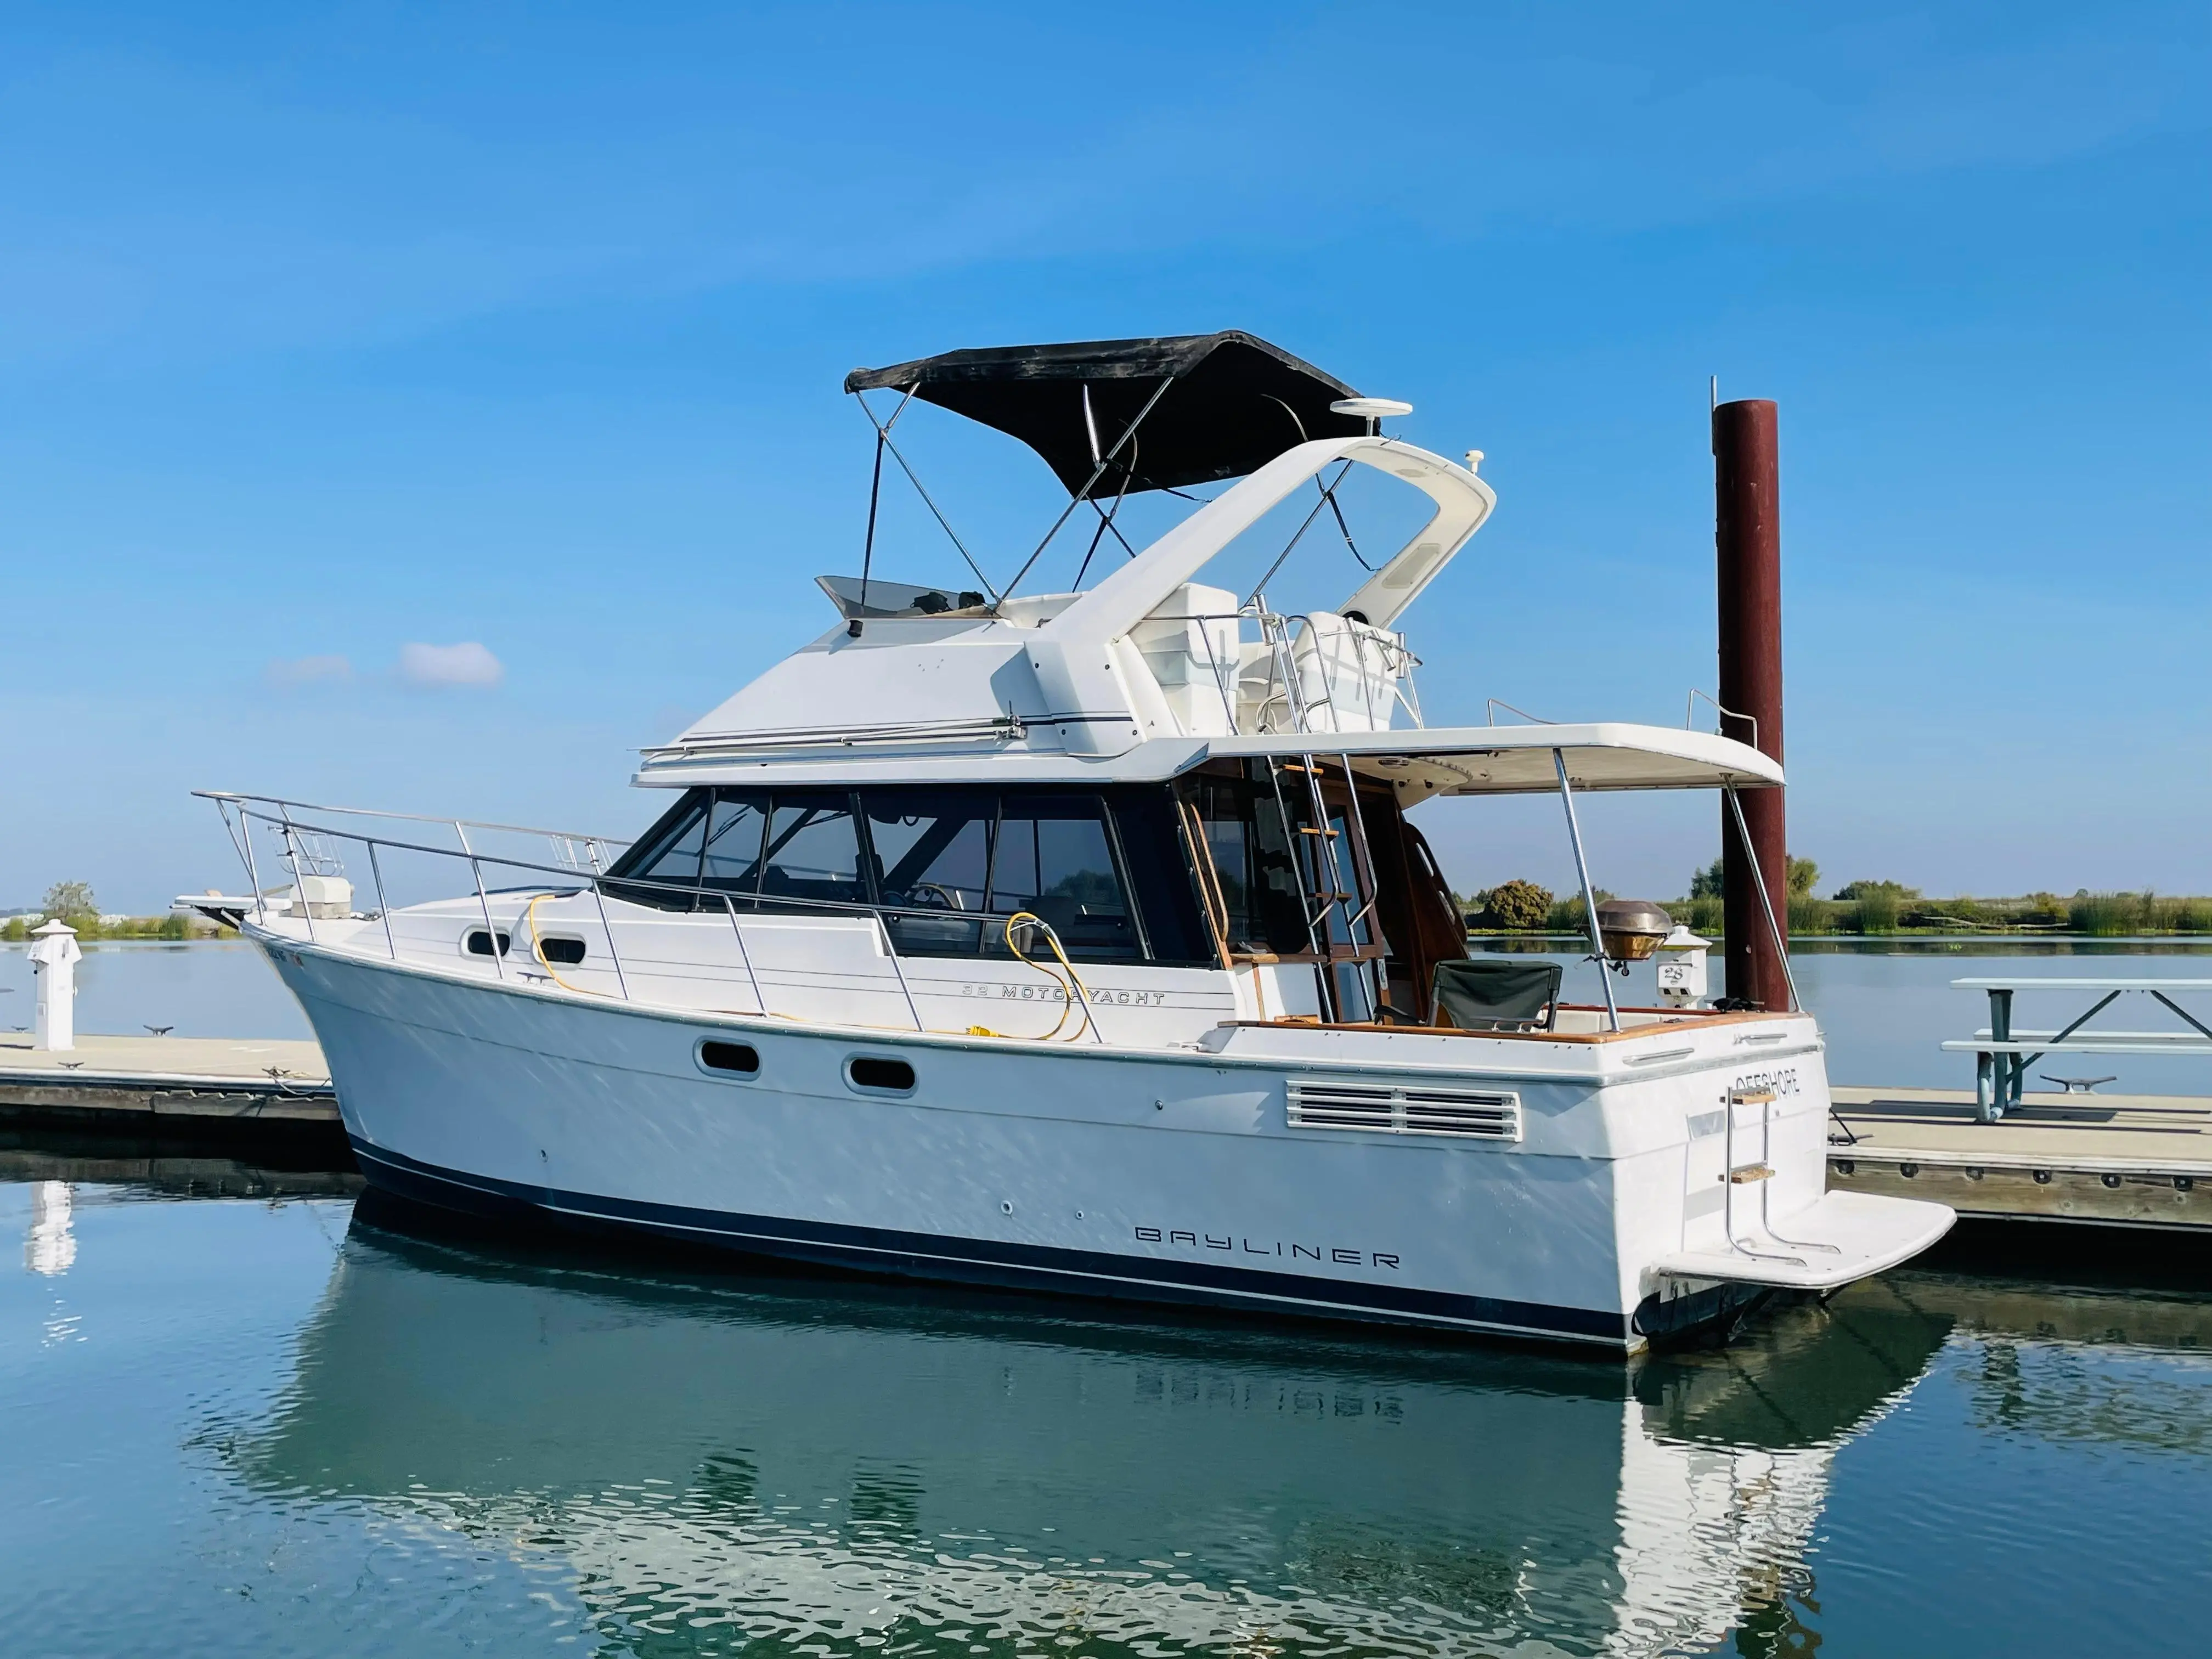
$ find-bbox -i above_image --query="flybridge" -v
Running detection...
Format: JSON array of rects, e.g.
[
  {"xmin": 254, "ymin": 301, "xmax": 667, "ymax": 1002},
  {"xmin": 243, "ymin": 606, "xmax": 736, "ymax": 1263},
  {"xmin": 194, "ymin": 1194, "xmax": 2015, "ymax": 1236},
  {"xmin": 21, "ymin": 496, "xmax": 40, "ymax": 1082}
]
[
  {"xmin": 651, "ymin": 333, "xmax": 1505, "ymax": 774},
  {"xmin": 639, "ymin": 428, "xmax": 1496, "ymax": 778},
  {"xmin": 639, "ymin": 332, "xmax": 1778, "ymax": 805}
]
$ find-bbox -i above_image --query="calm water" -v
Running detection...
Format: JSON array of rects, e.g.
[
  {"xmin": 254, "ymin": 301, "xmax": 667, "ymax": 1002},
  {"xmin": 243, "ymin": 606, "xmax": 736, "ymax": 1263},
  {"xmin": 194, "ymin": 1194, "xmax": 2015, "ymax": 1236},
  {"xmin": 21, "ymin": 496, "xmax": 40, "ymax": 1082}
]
[
  {"xmin": 9, "ymin": 938, "xmax": 2212, "ymax": 1092},
  {"xmin": 1, "ymin": 1160, "xmax": 2208, "ymax": 1656},
  {"xmin": 0, "ymin": 940, "xmax": 311, "ymax": 1042}
]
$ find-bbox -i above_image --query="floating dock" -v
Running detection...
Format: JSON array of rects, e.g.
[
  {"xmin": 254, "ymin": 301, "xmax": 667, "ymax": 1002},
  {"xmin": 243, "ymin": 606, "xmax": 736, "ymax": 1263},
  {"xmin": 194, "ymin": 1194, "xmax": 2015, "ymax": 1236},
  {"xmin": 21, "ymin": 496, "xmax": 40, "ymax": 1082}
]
[
  {"xmin": 1829, "ymin": 1086, "xmax": 2211, "ymax": 1231},
  {"xmin": 0, "ymin": 1031, "xmax": 342, "ymax": 1147}
]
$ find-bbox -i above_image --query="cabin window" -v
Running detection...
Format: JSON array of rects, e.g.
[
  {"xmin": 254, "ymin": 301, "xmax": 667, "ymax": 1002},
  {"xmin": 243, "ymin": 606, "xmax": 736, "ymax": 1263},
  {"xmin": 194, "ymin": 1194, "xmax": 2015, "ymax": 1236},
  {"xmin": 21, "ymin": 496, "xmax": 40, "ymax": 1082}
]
[
  {"xmin": 986, "ymin": 794, "xmax": 1134, "ymax": 961},
  {"xmin": 1108, "ymin": 793, "xmax": 1212, "ymax": 966},
  {"xmin": 537, "ymin": 935, "xmax": 588, "ymax": 966},
  {"xmin": 606, "ymin": 783, "xmax": 1209, "ymax": 966},
  {"xmin": 465, "ymin": 929, "xmax": 512, "ymax": 957},
  {"xmin": 701, "ymin": 793, "xmax": 770, "ymax": 895},
  {"xmin": 866, "ymin": 792, "xmax": 992, "ymax": 954},
  {"xmin": 1181, "ymin": 765, "xmax": 1318, "ymax": 957},
  {"xmin": 760, "ymin": 798, "xmax": 867, "ymax": 910},
  {"xmin": 698, "ymin": 1039, "xmax": 760, "ymax": 1075},
  {"xmin": 612, "ymin": 789, "xmax": 712, "ymax": 902}
]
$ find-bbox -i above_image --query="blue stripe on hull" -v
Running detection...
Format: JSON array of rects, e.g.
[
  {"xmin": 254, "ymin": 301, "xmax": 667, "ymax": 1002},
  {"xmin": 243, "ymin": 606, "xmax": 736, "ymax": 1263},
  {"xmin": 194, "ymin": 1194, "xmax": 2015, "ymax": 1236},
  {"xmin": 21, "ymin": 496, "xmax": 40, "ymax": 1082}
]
[{"xmin": 348, "ymin": 1137, "xmax": 1636, "ymax": 1348}]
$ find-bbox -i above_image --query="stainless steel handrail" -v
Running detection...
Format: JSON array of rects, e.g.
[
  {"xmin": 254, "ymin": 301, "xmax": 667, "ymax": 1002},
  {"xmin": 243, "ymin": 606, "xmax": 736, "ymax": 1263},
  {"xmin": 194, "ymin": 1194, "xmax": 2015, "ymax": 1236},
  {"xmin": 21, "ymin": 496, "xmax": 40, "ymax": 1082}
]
[
  {"xmin": 453, "ymin": 821, "xmax": 506, "ymax": 984},
  {"xmin": 219, "ymin": 799, "xmax": 1056, "ymax": 1024},
  {"xmin": 195, "ymin": 789, "xmax": 630, "ymax": 854},
  {"xmin": 1140, "ymin": 608, "xmax": 1422, "ymax": 739}
]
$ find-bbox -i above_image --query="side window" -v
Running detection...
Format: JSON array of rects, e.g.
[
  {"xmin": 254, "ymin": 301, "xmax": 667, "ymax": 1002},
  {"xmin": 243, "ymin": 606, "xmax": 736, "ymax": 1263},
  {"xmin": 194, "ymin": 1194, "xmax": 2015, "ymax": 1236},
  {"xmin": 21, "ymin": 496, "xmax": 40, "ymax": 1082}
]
[
  {"xmin": 701, "ymin": 793, "xmax": 769, "ymax": 896},
  {"xmin": 1185, "ymin": 770, "xmax": 1312, "ymax": 956},
  {"xmin": 613, "ymin": 789, "xmax": 710, "ymax": 903},
  {"xmin": 989, "ymin": 795, "xmax": 1134, "ymax": 960},
  {"xmin": 1196, "ymin": 781, "xmax": 1254, "ymax": 930},
  {"xmin": 1110, "ymin": 791, "xmax": 1212, "ymax": 966},
  {"xmin": 760, "ymin": 796, "xmax": 866, "ymax": 910},
  {"xmin": 865, "ymin": 792, "xmax": 992, "ymax": 955}
]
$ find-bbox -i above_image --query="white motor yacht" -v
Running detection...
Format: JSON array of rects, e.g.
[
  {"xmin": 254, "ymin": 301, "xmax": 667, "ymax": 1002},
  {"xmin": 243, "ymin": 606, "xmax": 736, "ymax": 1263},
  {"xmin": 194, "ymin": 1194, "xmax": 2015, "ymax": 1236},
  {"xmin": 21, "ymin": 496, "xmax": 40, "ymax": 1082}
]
[{"xmin": 187, "ymin": 331, "xmax": 1952, "ymax": 1352}]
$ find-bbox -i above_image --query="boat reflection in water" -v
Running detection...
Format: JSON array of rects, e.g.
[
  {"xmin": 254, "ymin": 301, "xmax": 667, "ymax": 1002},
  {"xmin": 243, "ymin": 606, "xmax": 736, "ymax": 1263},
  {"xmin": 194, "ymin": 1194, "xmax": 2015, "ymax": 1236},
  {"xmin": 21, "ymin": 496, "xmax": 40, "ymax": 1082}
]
[{"xmin": 235, "ymin": 1199, "xmax": 1951, "ymax": 1656}]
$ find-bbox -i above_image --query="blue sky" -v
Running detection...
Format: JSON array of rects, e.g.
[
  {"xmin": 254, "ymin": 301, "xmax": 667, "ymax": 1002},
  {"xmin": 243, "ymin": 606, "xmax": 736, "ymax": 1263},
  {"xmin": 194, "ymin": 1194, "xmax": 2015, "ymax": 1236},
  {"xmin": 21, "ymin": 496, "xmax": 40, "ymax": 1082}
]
[{"xmin": 2, "ymin": 1, "xmax": 2207, "ymax": 912}]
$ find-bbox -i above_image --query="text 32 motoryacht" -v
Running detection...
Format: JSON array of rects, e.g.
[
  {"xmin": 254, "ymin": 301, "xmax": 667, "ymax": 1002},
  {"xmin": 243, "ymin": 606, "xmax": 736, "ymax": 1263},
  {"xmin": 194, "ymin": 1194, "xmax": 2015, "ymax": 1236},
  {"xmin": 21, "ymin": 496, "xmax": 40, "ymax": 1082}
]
[{"xmin": 188, "ymin": 331, "xmax": 1951, "ymax": 1352}]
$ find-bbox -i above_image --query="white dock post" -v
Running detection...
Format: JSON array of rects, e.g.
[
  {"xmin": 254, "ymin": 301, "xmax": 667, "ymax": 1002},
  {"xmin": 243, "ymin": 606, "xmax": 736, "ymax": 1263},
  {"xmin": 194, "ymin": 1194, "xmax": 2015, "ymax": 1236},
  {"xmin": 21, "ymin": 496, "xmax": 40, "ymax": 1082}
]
[{"xmin": 28, "ymin": 919, "xmax": 81, "ymax": 1052}]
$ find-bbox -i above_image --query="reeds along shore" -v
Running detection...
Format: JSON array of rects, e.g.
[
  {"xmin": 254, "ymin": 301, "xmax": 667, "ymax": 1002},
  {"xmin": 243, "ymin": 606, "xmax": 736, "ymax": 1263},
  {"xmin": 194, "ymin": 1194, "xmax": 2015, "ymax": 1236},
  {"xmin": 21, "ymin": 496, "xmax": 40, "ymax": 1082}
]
[
  {"xmin": 0, "ymin": 914, "xmax": 229, "ymax": 942},
  {"xmin": 1471, "ymin": 889, "xmax": 2212, "ymax": 939}
]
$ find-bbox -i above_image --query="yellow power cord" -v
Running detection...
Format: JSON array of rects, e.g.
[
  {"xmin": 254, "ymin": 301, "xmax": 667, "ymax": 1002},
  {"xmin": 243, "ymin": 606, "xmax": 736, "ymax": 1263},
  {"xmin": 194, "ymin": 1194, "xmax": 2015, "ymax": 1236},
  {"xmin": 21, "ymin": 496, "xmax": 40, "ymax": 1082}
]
[
  {"xmin": 523, "ymin": 892, "xmax": 610, "ymax": 997},
  {"xmin": 1003, "ymin": 910, "xmax": 1101, "ymax": 1042},
  {"xmin": 519, "ymin": 892, "xmax": 1097, "ymax": 1045}
]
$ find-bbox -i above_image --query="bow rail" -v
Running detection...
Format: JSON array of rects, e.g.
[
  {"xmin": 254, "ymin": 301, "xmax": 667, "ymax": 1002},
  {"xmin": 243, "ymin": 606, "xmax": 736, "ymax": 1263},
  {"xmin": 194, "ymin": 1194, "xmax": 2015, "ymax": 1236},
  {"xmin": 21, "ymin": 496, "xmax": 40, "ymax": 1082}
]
[{"xmin": 190, "ymin": 791, "xmax": 1090, "ymax": 1035}]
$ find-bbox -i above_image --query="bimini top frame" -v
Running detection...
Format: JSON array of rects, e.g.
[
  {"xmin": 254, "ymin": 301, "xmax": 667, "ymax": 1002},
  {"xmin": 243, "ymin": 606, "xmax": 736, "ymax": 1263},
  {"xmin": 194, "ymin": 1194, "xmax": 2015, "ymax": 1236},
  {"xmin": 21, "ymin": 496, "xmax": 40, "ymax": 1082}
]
[{"xmin": 844, "ymin": 331, "xmax": 1367, "ymax": 498}]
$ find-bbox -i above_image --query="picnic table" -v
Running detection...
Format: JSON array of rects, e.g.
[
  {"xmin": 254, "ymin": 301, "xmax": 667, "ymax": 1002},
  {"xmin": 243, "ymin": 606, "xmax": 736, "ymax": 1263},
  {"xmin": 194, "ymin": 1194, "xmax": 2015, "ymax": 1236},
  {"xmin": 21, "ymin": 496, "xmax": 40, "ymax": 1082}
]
[{"xmin": 1944, "ymin": 978, "xmax": 2212, "ymax": 1122}]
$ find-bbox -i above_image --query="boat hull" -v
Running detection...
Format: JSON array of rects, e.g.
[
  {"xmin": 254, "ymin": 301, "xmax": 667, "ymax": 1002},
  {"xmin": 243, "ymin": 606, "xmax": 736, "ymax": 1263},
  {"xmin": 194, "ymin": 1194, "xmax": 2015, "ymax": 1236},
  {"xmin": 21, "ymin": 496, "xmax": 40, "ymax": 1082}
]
[{"xmin": 262, "ymin": 936, "xmax": 1872, "ymax": 1353}]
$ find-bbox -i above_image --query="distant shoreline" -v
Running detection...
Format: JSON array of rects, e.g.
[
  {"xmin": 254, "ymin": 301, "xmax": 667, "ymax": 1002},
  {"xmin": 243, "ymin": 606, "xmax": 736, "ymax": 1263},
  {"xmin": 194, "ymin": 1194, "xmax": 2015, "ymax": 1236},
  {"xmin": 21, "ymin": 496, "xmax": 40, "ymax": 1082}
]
[{"xmin": 0, "ymin": 917, "xmax": 234, "ymax": 943}]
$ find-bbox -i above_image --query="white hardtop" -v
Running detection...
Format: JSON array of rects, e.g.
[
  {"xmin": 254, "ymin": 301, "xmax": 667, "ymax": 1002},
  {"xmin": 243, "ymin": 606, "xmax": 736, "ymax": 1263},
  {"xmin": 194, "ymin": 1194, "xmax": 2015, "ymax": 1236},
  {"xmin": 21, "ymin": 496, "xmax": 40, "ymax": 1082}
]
[{"xmin": 630, "ymin": 722, "xmax": 1780, "ymax": 795}]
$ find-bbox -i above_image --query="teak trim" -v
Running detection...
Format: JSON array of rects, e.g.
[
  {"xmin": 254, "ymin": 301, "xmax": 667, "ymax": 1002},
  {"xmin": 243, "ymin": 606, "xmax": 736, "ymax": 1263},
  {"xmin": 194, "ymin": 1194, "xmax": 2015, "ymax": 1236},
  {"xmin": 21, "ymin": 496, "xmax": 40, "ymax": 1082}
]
[{"xmin": 1224, "ymin": 1006, "xmax": 1802, "ymax": 1045}]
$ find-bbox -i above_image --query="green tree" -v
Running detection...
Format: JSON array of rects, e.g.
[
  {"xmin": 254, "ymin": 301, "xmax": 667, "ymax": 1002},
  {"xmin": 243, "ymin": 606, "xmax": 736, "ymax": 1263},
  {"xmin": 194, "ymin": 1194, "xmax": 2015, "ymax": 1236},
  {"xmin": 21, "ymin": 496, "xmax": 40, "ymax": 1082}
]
[
  {"xmin": 1479, "ymin": 880, "xmax": 1554, "ymax": 931},
  {"xmin": 40, "ymin": 881, "xmax": 98, "ymax": 924},
  {"xmin": 1694, "ymin": 856, "xmax": 1817, "ymax": 899},
  {"xmin": 1691, "ymin": 856, "xmax": 1816, "ymax": 899},
  {"xmin": 1833, "ymin": 878, "xmax": 1920, "ymax": 902}
]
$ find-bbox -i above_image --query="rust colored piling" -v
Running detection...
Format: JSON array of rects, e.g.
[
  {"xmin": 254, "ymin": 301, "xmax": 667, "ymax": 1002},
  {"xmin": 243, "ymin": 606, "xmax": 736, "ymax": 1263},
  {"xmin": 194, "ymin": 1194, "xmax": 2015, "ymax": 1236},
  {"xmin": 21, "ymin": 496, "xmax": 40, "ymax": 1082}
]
[{"xmin": 1714, "ymin": 398, "xmax": 1790, "ymax": 1011}]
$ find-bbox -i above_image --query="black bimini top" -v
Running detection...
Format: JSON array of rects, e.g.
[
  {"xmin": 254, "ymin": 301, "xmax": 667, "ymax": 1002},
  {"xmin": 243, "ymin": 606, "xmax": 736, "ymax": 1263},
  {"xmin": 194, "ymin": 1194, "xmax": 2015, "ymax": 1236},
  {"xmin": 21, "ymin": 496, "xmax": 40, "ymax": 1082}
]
[{"xmin": 844, "ymin": 331, "xmax": 1365, "ymax": 495}]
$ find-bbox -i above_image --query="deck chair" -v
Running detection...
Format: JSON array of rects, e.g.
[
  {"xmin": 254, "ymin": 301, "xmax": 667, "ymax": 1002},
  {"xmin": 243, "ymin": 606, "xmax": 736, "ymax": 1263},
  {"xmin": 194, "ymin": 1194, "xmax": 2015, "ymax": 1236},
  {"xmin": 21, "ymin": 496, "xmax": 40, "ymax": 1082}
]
[{"xmin": 1430, "ymin": 958, "xmax": 1563, "ymax": 1032}]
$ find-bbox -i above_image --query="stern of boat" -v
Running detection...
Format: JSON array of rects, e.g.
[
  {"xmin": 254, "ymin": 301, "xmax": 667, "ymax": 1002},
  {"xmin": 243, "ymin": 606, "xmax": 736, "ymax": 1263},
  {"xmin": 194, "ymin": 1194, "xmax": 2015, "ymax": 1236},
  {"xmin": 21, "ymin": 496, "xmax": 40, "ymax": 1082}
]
[{"xmin": 1611, "ymin": 1020, "xmax": 1954, "ymax": 1340}]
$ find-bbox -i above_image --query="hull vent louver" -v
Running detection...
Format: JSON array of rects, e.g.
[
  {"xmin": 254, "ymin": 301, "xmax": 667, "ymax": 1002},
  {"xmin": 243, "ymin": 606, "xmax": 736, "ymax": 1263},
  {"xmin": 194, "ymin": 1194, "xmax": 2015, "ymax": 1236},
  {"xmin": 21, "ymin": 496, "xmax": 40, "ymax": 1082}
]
[{"xmin": 1286, "ymin": 1078, "xmax": 1523, "ymax": 1141}]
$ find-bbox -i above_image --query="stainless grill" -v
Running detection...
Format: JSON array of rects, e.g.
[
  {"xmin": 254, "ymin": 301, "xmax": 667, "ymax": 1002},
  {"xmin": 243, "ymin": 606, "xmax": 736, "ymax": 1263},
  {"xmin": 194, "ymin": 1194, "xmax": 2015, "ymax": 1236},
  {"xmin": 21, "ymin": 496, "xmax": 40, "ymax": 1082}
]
[{"xmin": 1285, "ymin": 1078, "xmax": 1522, "ymax": 1141}]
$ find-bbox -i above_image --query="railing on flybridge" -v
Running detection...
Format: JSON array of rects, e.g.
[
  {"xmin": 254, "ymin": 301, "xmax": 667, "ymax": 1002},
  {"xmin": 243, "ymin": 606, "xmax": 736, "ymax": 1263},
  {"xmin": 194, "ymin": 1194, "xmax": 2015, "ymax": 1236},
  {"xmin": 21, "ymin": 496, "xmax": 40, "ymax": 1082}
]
[{"xmin": 1168, "ymin": 607, "xmax": 1423, "ymax": 738}]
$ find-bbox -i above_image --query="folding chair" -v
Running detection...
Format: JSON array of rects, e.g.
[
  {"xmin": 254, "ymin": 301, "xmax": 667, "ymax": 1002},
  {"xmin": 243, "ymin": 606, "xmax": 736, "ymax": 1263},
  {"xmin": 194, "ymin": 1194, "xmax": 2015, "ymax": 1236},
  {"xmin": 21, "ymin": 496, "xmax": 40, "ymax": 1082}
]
[{"xmin": 1430, "ymin": 958, "xmax": 1564, "ymax": 1032}]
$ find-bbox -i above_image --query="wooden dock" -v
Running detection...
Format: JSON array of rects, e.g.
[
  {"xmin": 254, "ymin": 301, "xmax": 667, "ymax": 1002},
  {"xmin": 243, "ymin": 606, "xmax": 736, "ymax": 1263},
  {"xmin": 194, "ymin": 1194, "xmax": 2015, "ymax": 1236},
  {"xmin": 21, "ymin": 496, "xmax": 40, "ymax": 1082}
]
[
  {"xmin": 0, "ymin": 1031, "xmax": 342, "ymax": 1146},
  {"xmin": 1829, "ymin": 1085, "xmax": 2211, "ymax": 1230}
]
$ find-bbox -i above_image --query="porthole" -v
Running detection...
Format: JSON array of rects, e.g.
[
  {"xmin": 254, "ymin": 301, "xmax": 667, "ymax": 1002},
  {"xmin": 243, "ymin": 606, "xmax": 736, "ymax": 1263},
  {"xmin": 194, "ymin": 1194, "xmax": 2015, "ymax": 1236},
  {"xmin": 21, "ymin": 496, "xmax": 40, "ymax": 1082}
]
[
  {"xmin": 698, "ymin": 1040, "xmax": 760, "ymax": 1077},
  {"xmin": 537, "ymin": 935, "xmax": 587, "ymax": 966},
  {"xmin": 848, "ymin": 1056, "xmax": 916, "ymax": 1093},
  {"xmin": 466, "ymin": 929, "xmax": 512, "ymax": 957}
]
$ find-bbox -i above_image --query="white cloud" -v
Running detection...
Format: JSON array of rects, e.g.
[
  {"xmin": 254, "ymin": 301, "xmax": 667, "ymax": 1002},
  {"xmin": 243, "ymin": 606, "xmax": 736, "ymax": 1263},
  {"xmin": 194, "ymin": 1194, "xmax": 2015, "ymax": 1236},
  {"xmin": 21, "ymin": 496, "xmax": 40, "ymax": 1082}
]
[
  {"xmin": 398, "ymin": 641, "xmax": 504, "ymax": 689},
  {"xmin": 266, "ymin": 653, "xmax": 353, "ymax": 688}
]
